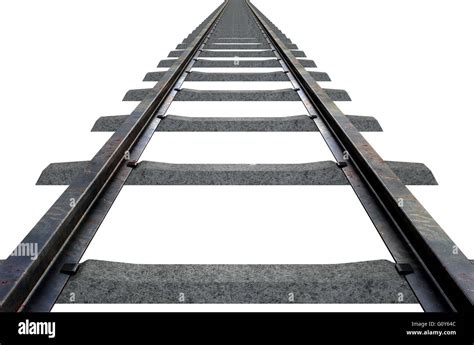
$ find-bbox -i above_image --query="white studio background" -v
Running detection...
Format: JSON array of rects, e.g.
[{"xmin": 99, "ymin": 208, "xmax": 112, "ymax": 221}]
[{"xmin": 0, "ymin": 0, "xmax": 473, "ymax": 312}]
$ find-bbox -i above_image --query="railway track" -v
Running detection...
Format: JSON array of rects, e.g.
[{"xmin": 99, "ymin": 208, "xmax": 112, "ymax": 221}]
[{"xmin": 0, "ymin": 0, "xmax": 473, "ymax": 312}]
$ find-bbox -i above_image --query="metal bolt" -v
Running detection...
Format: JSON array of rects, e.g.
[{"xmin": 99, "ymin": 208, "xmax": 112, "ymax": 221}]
[
  {"xmin": 127, "ymin": 160, "xmax": 139, "ymax": 168},
  {"xmin": 395, "ymin": 263, "xmax": 414, "ymax": 275},
  {"xmin": 61, "ymin": 263, "xmax": 80, "ymax": 275}
]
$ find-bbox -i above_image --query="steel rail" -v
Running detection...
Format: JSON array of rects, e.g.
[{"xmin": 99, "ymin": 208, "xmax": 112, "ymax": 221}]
[
  {"xmin": 247, "ymin": 8, "xmax": 449, "ymax": 312},
  {"xmin": 0, "ymin": 1, "xmax": 228, "ymax": 312},
  {"xmin": 247, "ymin": 0, "xmax": 474, "ymax": 312}
]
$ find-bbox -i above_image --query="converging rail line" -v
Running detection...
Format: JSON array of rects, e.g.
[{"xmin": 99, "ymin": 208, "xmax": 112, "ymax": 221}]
[{"xmin": 0, "ymin": 0, "xmax": 473, "ymax": 312}]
